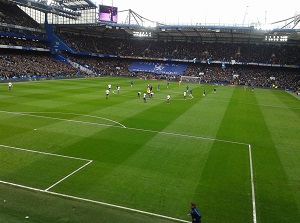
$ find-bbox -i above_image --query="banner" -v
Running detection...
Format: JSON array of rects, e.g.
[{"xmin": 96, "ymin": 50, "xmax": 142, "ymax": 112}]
[{"xmin": 128, "ymin": 61, "xmax": 188, "ymax": 75}]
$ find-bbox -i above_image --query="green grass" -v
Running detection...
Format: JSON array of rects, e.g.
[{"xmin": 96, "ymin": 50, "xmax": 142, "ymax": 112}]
[{"xmin": 0, "ymin": 77, "xmax": 299, "ymax": 222}]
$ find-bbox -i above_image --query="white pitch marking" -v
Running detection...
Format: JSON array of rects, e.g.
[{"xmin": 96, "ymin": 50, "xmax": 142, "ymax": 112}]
[
  {"xmin": 126, "ymin": 126, "xmax": 249, "ymax": 146},
  {"xmin": 0, "ymin": 144, "xmax": 93, "ymax": 191},
  {"xmin": 0, "ymin": 110, "xmax": 126, "ymax": 129},
  {"xmin": 0, "ymin": 179, "xmax": 189, "ymax": 223},
  {"xmin": 0, "ymin": 144, "xmax": 91, "ymax": 162},
  {"xmin": 248, "ymin": 144, "xmax": 257, "ymax": 223},
  {"xmin": 19, "ymin": 111, "xmax": 126, "ymax": 128},
  {"xmin": 45, "ymin": 160, "xmax": 93, "ymax": 191}
]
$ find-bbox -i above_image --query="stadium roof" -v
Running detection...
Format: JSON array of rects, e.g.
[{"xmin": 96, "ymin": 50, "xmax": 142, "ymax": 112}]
[
  {"xmin": 4, "ymin": 0, "xmax": 81, "ymax": 18},
  {"xmin": 55, "ymin": 22, "xmax": 300, "ymax": 45},
  {"xmin": 54, "ymin": 0, "xmax": 97, "ymax": 11},
  {"xmin": 3, "ymin": 0, "xmax": 96, "ymax": 19},
  {"xmin": 59, "ymin": 8, "xmax": 297, "ymax": 45}
]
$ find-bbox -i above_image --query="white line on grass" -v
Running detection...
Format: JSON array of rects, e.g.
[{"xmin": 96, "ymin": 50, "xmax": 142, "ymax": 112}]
[
  {"xmin": 0, "ymin": 110, "xmax": 126, "ymax": 129},
  {"xmin": 45, "ymin": 160, "xmax": 93, "ymax": 191},
  {"xmin": 0, "ymin": 144, "xmax": 91, "ymax": 162},
  {"xmin": 19, "ymin": 111, "xmax": 126, "ymax": 128},
  {"xmin": 126, "ymin": 126, "xmax": 250, "ymax": 146},
  {"xmin": 0, "ymin": 179, "xmax": 189, "ymax": 223},
  {"xmin": 248, "ymin": 144, "xmax": 257, "ymax": 223},
  {"xmin": 0, "ymin": 144, "xmax": 93, "ymax": 192}
]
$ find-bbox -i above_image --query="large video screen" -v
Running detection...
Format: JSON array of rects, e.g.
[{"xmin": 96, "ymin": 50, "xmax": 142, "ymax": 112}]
[{"xmin": 99, "ymin": 5, "xmax": 118, "ymax": 23}]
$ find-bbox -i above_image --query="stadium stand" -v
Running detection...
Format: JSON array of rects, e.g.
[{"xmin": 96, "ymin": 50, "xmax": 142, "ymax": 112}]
[
  {"xmin": 0, "ymin": 0, "xmax": 299, "ymax": 91},
  {"xmin": 184, "ymin": 63, "xmax": 299, "ymax": 89},
  {"xmin": 0, "ymin": 35, "xmax": 49, "ymax": 49},
  {"xmin": 56, "ymin": 31, "xmax": 300, "ymax": 65},
  {"xmin": 0, "ymin": 50, "xmax": 79, "ymax": 80}
]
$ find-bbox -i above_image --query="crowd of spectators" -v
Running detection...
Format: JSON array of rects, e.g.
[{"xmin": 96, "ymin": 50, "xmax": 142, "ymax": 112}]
[
  {"xmin": 65, "ymin": 54, "xmax": 299, "ymax": 90},
  {"xmin": 185, "ymin": 63, "xmax": 299, "ymax": 89},
  {"xmin": 0, "ymin": 47, "xmax": 299, "ymax": 90},
  {"xmin": 235, "ymin": 66, "xmax": 299, "ymax": 89},
  {"xmin": 66, "ymin": 54, "xmax": 131, "ymax": 76},
  {"xmin": 66, "ymin": 54, "xmax": 183, "ymax": 81},
  {"xmin": 0, "ymin": 50, "xmax": 78, "ymax": 80},
  {"xmin": 57, "ymin": 31, "xmax": 300, "ymax": 65},
  {"xmin": 0, "ymin": 36, "xmax": 49, "ymax": 49}
]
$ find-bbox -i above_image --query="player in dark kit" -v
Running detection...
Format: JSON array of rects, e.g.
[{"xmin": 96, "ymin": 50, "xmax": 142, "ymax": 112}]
[{"xmin": 188, "ymin": 202, "xmax": 202, "ymax": 223}]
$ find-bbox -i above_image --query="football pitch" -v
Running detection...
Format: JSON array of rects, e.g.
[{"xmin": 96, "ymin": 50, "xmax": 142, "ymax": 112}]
[{"xmin": 0, "ymin": 77, "xmax": 299, "ymax": 223}]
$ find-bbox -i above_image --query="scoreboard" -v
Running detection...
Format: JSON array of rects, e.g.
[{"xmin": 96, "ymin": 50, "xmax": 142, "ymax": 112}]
[{"xmin": 99, "ymin": 5, "xmax": 118, "ymax": 23}]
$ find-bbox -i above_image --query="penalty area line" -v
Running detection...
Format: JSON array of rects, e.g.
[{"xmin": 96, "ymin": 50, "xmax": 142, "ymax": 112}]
[
  {"xmin": 45, "ymin": 160, "xmax": 93, "ymax": 191},
  {"xmin": 126, "ymin": 126, "xmax": 249, "ymax": 146},
  {"xmin": 0, "ymin": 144, "xmax": 91, "ymax": 162},
  {"xmin": 0, "ymin": 144, "xmax": 93, "ymax": 192},
  {"xmin": 0, "ymin": 180, "xmax": 189, "ymax": 223}
]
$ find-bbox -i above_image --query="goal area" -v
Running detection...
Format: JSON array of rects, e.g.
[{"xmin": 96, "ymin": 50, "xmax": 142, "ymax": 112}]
[{"xmin": 180, "ymin": 76, "xmax": 201, "ymax": 84}]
